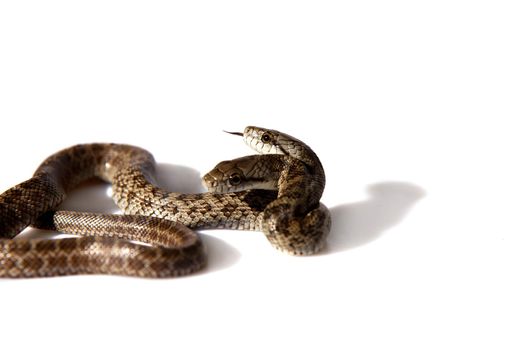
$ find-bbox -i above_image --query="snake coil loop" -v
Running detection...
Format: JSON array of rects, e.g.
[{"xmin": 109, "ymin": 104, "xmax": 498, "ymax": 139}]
[{"xmin": 0, "ymin": 126, "xmax": 330, "ymax": 277}]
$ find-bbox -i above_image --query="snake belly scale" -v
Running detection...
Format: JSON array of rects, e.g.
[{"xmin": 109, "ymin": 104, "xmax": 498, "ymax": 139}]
[{"xmin": 0, "ymin": 126, "xmax": 330, "ymax": 278}]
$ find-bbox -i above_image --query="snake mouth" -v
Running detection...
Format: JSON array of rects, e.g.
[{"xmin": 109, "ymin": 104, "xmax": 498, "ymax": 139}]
[
  {"xmin": 201, "ymin": 175, "xmax": 218, "ymax": 192},
  {"xmin": 202, "ymin": 174, "xmax": 229, "ymax": 193}
]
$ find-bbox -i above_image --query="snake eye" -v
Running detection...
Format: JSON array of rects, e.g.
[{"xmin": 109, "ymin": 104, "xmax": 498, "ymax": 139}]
[
  {"xmin": 228, "ymin": 174, "xmax": 242, "ymax": 186},
  {"xmin": 261, "ymin": 132, "xmax": 272, "ymax": 143}
]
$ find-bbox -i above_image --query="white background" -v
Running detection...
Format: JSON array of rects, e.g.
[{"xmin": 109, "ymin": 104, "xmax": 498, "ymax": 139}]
[{"xmin": 1, "ymin": 1, "xmax": 524, "ymax": 349}]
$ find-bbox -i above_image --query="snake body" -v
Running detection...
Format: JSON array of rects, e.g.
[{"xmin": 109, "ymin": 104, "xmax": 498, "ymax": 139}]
[
  {"xmin": 0, "ymin": 126, "xmax": 330, "ymax": 278},
  {"xmin": 203, "ymin": 127, "xmax": 330, "ymax": 255}
]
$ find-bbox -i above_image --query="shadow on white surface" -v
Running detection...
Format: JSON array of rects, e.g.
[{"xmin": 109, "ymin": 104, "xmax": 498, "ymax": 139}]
[
  {"xmin": 58, "ymin": 179, "xmax": 117, "ymax": 212},
  {"xmin": 327, "ymin": 182, "xmax": 425, "ymax": 252},
  {"xmin": 197, "ymin": 233, "xmax": 241, "ymax": 274},
  {"xmin": 155, "ymin": 163, "xmax": 206, "ymax": 193},
  {"xmin": 18, "ymin": 178, "xmax": 116, "ymax": 240}
]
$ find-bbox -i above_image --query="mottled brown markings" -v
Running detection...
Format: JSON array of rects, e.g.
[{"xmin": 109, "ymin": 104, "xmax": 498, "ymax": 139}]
[
  {"xmin": 203, "ymin": 126, "xmax": 330, "ymax": 255},
  {"xmin": 0, "ymin": 127, "xmax": 329, "ymax": 277}
]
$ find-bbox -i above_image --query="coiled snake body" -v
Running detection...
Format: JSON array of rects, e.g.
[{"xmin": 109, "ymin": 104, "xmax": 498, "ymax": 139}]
[{"xmin": 0, "ymin": 126, "xmax": 330, "ymax": 278}]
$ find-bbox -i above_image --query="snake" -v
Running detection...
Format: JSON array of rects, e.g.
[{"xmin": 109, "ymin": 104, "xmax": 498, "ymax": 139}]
[{"xmin": 0, "ymin": 126, "xmax": 330, "ymax": 278}]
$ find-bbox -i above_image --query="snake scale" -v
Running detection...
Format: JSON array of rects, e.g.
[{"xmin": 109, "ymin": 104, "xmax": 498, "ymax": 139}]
[{"xmin": 0, "ymin": 126, "xmax": 330, "ymax": 278}]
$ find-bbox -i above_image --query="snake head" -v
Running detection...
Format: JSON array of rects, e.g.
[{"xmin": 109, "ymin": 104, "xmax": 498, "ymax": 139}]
[
  {"xmin": 242, "ymin": 126, "xmax": 285, "ymax": 155},
  {"xmin": 202, "ymin": 161, "xmax": 247, "ymax": 193},
  {"xmin": 202, "ymin": 155, "xmax": 282, "ymax": 193},
  {"xmin": 226, "ymin": 126, "xmax": 318, "ymax": 168},
  {"xmin": 224, "ymin": 127, "xmax": 288, "ymax": 155}
]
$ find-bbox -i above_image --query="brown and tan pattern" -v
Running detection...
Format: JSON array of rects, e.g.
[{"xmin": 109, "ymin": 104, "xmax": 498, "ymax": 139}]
[
  {"xmin": 0, "ymin": 126, "xmax": 330, "ymax": 278},
  {"xmin": 203, "ymin": 127, "xmax": 331, "ymax": 255}
]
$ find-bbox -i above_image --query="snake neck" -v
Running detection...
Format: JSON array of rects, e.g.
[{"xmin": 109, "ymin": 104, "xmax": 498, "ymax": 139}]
[
  {"xmin": 264, "ymin": 158, "xmax": 323, "ymax": 216},
  {"xmin": 276, "ymin": 131, "xmax": 325, "ymax": 175},
  {"xmin": 259, "ymin": 156, "xmax": 328, "ymax": 255}
]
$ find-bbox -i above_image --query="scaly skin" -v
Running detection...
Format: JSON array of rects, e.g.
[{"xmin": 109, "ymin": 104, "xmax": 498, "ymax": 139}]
[
  {"xmin": 0, "ymin": 126, "xmax": 329, "ymax": 277},
  {"xmin": 204, "ymin": 126, "xmax": 331, "ymax": 255}
]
